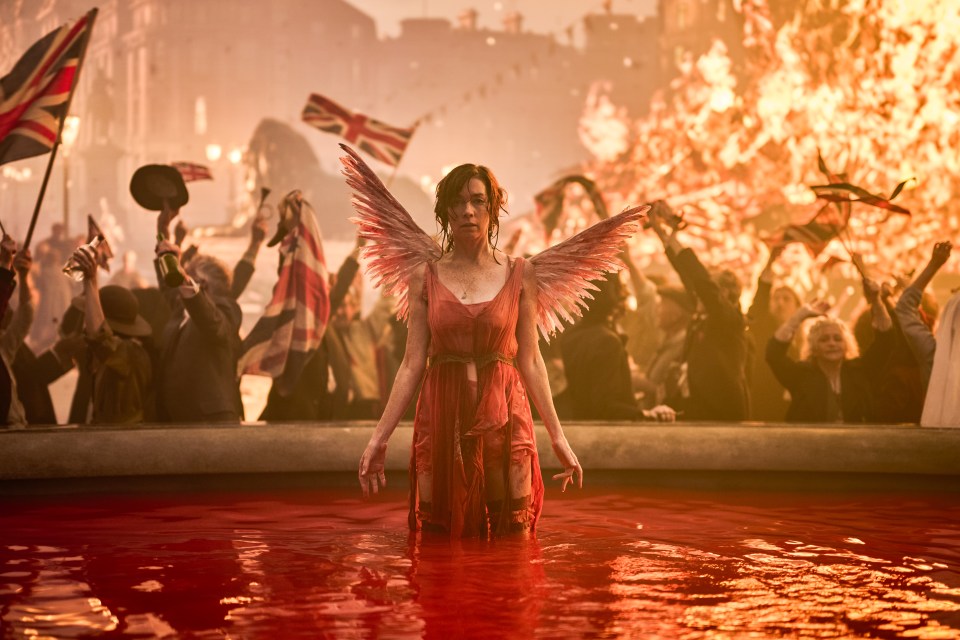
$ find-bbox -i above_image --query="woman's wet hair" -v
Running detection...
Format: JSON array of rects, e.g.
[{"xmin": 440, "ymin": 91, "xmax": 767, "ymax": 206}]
[{"xmin": 434, "ymin": 164, "xmax": 508, "ymax": 254}]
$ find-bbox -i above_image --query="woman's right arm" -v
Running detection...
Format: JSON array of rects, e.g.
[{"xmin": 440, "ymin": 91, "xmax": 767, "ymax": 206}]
[{"xmin": 358, "ymin": 264, "xmax": 430, "ymax": 497}]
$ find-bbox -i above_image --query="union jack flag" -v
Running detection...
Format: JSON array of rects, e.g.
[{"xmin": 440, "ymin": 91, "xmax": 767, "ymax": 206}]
[
  {"xmin": 171, "ymin": 161, "xmax": 213, "ymax": 182},
  {"xmin": 238, "ymin": 190, "xmax": 330, "ymax": 393},
  {"xmin": 0, "ymin": 9, "xmax": 97, "ymax": 166},
  {"xmin": 302, "ymin": 93, "xmax": 416, "ymax": 167}
]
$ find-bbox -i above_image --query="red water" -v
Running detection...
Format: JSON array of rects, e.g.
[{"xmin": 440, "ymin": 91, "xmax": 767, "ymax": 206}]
[{"xmin": 1, "ymin": 485, "xmax": 958, "ymax": 639}]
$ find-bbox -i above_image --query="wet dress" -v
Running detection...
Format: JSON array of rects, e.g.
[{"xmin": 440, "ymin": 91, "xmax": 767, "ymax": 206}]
[{"xmin": 411, "ymin": 257, "xmax": 545, "ymax": 537}]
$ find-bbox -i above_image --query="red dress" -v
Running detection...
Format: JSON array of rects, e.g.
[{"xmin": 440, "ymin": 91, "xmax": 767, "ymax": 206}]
[{"xmin": 411, "ymin": 257, "xmax": 545, "ymax": 537}]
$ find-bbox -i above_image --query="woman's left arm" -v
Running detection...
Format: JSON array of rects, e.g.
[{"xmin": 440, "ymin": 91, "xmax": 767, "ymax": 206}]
[{"xmin": 516, "ymin": 261, "xmax": 583, "ymax": 492}]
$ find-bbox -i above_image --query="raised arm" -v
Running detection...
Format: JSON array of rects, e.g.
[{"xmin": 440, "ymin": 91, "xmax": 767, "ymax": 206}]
[
  {"xmin": 0, "ymin": 248, "xmax": 34, "ymax": 359},
  {"xmin": 358, "ymin": 264, "xmax": 430, "ymax": 497},
  {"xmin": 230, "ymin": 205, "xmax": 269, "ymax": 299},
  {"xmin": 767, "ymin": 300, "xmax": 829, "ymax": 389},
  {"xmin": 895, "ymin": 241, "xmax": 950, "ymax": 380},
  {"xmin": 748, "ymin": 244, "xmax": 784, "ymax": 324},
  {"xmin": 68, "ymin": 244, "xmax": 106, "ymax": 336},
  {"xmin": 862, "ymin": 276, "xmax": 893, "ymax": 333},
  {"xmin": 518, "ymin": 261, "xmax": 582, "ymax": 492}
]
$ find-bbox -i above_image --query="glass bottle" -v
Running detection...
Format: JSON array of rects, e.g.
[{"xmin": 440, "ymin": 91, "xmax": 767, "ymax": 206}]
[
  {"xmin": 62, "ymin": 235, "xmax": 103, "ymax": 281},
  {"xmin": 156, "ymin": 233, "xmax": 185, "ymax": 287}
]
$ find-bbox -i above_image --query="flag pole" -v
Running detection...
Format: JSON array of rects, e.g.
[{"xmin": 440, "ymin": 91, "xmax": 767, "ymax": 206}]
[{"xmin": 23, "ymin": 8, "xmax": 99, "ymax": 251}]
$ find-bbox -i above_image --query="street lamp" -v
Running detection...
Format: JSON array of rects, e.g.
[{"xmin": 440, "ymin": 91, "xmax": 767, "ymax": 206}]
[
  {"xmin": 60, "ymin": 115, "xmax": 80, "ymax": 234},
  {"xmin": 205, "ymin": 143, "xmax": 222, "ymax": 163}
]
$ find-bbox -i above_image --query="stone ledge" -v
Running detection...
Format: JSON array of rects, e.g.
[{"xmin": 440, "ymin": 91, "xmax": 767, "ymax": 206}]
[{"xmin": 1, "ymin": 422, "xmax": 957, "ymax": 480}]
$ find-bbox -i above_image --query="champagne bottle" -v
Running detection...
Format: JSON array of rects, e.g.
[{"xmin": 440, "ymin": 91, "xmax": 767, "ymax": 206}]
[
  {"xmin": 156, "ymin": 233, "xmax": 185, "ymax": 287},
  {"xmin": 62, "ymin": 235, "xmax": 103, "ymax": 281}
]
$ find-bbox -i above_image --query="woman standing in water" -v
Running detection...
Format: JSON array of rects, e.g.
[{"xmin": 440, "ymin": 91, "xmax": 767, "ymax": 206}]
[{"xmin": 342, "ymin": 146, "xmax": 645, "ymax": 537}]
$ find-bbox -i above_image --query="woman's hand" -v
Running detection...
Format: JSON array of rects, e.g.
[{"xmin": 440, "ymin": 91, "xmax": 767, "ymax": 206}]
[
  {"xmin": 359, "ymin": 439, "xmax": 388, "ymax": 497},
  {"xmin": 930, "ymin": 240, "xmax": 952, "ymax": 268},
  {"xmin": 799, "ymin": 299, "xmax": 830, "ymax": 319},
  {"xmin": 550, "ymin": 436, "xmax": 583, "ymax": 492}
]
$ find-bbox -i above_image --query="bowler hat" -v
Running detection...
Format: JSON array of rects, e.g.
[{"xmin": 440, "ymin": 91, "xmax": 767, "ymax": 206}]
[
  {"xmin": 130, "ymin": 164, "xmax": 189, "ymax": 211},
  {"xmin": 99, "ymin": 285, "xmax": 152, "ymax": 337}
]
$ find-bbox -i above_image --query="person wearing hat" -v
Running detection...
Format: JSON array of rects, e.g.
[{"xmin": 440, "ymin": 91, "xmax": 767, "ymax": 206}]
[
  {"xmin": 68, "ymin": 244, "xmax": 152, "ymax": 425},
  {"xmin": 131, "ymin": 162, "xmax": 243, "ymax": 423}
]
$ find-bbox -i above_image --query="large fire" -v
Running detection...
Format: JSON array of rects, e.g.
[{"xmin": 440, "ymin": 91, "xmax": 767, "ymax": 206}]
[{"xmin": 578, "ymin": 0, "xmax": 960, "ymax": 296}]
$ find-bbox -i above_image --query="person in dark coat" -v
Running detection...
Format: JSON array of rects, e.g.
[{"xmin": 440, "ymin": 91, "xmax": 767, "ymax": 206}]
[
  {"xmin": 747, "ymin": 244, "xmax": 801, "ymax": 421},
  {"xmin": 560, "ymin": 273, "xmax": 676, "ymax": 422},
  {"xmin": 766, "ymin": 278, "xmax": 893, "ymax": 423},
  {"xmin": 647, "ymin": 201, "xmax": 750, "ymax": 421},
  {"xmin": 154, "ymin": 241, "xmax": 243, "ymax": 423}
]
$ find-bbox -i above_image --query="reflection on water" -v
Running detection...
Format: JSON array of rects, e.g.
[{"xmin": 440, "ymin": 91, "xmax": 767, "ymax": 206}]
[{"xmin": 1, "ymin": 488, "xmax": 958, "ymax": 638}]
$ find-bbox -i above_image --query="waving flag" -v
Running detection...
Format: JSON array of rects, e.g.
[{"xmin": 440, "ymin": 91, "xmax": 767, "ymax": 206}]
[
  {"xmin": 302, "ymin": 93, "xmax": 416, "ymax": 167},
  {"xmin": 0, "ymin": 9, "xmax": 97, "ymax": 166},
  {"xmin": 765, "ymin": 202, "xmax": 848, "ymax": 257},
  {"xmin": 170, "ymin": 161, "xmax": 213, "ymax": 182},
  {"xmin": 239, "ymin": 190, "xmax": 330, "ymax": 395}
]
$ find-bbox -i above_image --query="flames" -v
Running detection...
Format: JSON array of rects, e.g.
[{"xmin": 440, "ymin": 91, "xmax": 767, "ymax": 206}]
[{"xmin": 579, "ymin": 0, "xmax": 960, "ymax": 296}]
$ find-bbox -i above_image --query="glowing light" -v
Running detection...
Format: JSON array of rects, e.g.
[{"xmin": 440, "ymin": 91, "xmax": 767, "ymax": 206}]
[{"xmin": 205, "ymin": 144, "xmax": 222, "ymax": 162}]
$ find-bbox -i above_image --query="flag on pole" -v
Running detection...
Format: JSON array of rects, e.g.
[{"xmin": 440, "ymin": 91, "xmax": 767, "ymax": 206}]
[
  {"xmin": 302, "ymin": 93, "xmax": 416, "ymax": 167},
  {"xmin": 238, "ymin": 190, "xmax": 330, "ymax": 395},
  {"xmin": 0, "ymin": 9, "xmax": 96, "ymax": 166},
  {"xmin": 170, "ymin": 161, "xmax": 213, "ymax": 182},
  {"xmin": 87, "ymin": 214, "xmax": 114, "ymax": 272}
]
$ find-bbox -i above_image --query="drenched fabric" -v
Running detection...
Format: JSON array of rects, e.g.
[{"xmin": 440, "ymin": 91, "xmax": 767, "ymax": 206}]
[{"xmin": 411, "ymin": 257, "xmax": 544, "ymax": 537}]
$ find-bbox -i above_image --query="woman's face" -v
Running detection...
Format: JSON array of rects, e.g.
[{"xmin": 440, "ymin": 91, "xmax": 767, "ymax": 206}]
[
  {"xmin": 812, "ymin": 324, "xmax": 847, "ymax": 363},
  {"xmin": 770, "ymin": 287, "xmax": 799, "ymax": 323},
  {"xmin": 448, "ymin": 178, "xmax": 490, "ymax": 246}
]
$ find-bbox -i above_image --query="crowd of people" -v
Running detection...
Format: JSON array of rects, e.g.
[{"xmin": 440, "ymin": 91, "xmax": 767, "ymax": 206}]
[{"xmin": 0, "ymin": 178, "xmax": 957, "ymax": 431}]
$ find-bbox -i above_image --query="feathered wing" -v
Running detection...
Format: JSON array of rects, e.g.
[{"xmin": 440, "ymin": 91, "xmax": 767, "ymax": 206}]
[
  {"xmin": 340, "ymin": 144, "xmax": 441, "ymax": 320},
  {"xmin": 530, "ymin": 205, "xmax": 648, "ymax": 341}
]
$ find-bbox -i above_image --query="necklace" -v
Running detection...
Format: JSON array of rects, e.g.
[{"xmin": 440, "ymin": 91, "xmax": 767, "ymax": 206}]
[{"xmin": 453, "ymin": 270, "xmax": 471, "ymax": 300}]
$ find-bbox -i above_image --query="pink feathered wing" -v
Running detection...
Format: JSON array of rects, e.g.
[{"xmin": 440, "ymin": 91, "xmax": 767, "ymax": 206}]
[
  {"xmin": 340, "ymin": 144, "xmax": 441, "ymax": 321},
  {"xmin": 340, "ymin": 143, "xmax": 646, "ymax": 336},
  {"xmin": 530, "ymin": 204, "xmax": 648, "ymax": 341}
]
